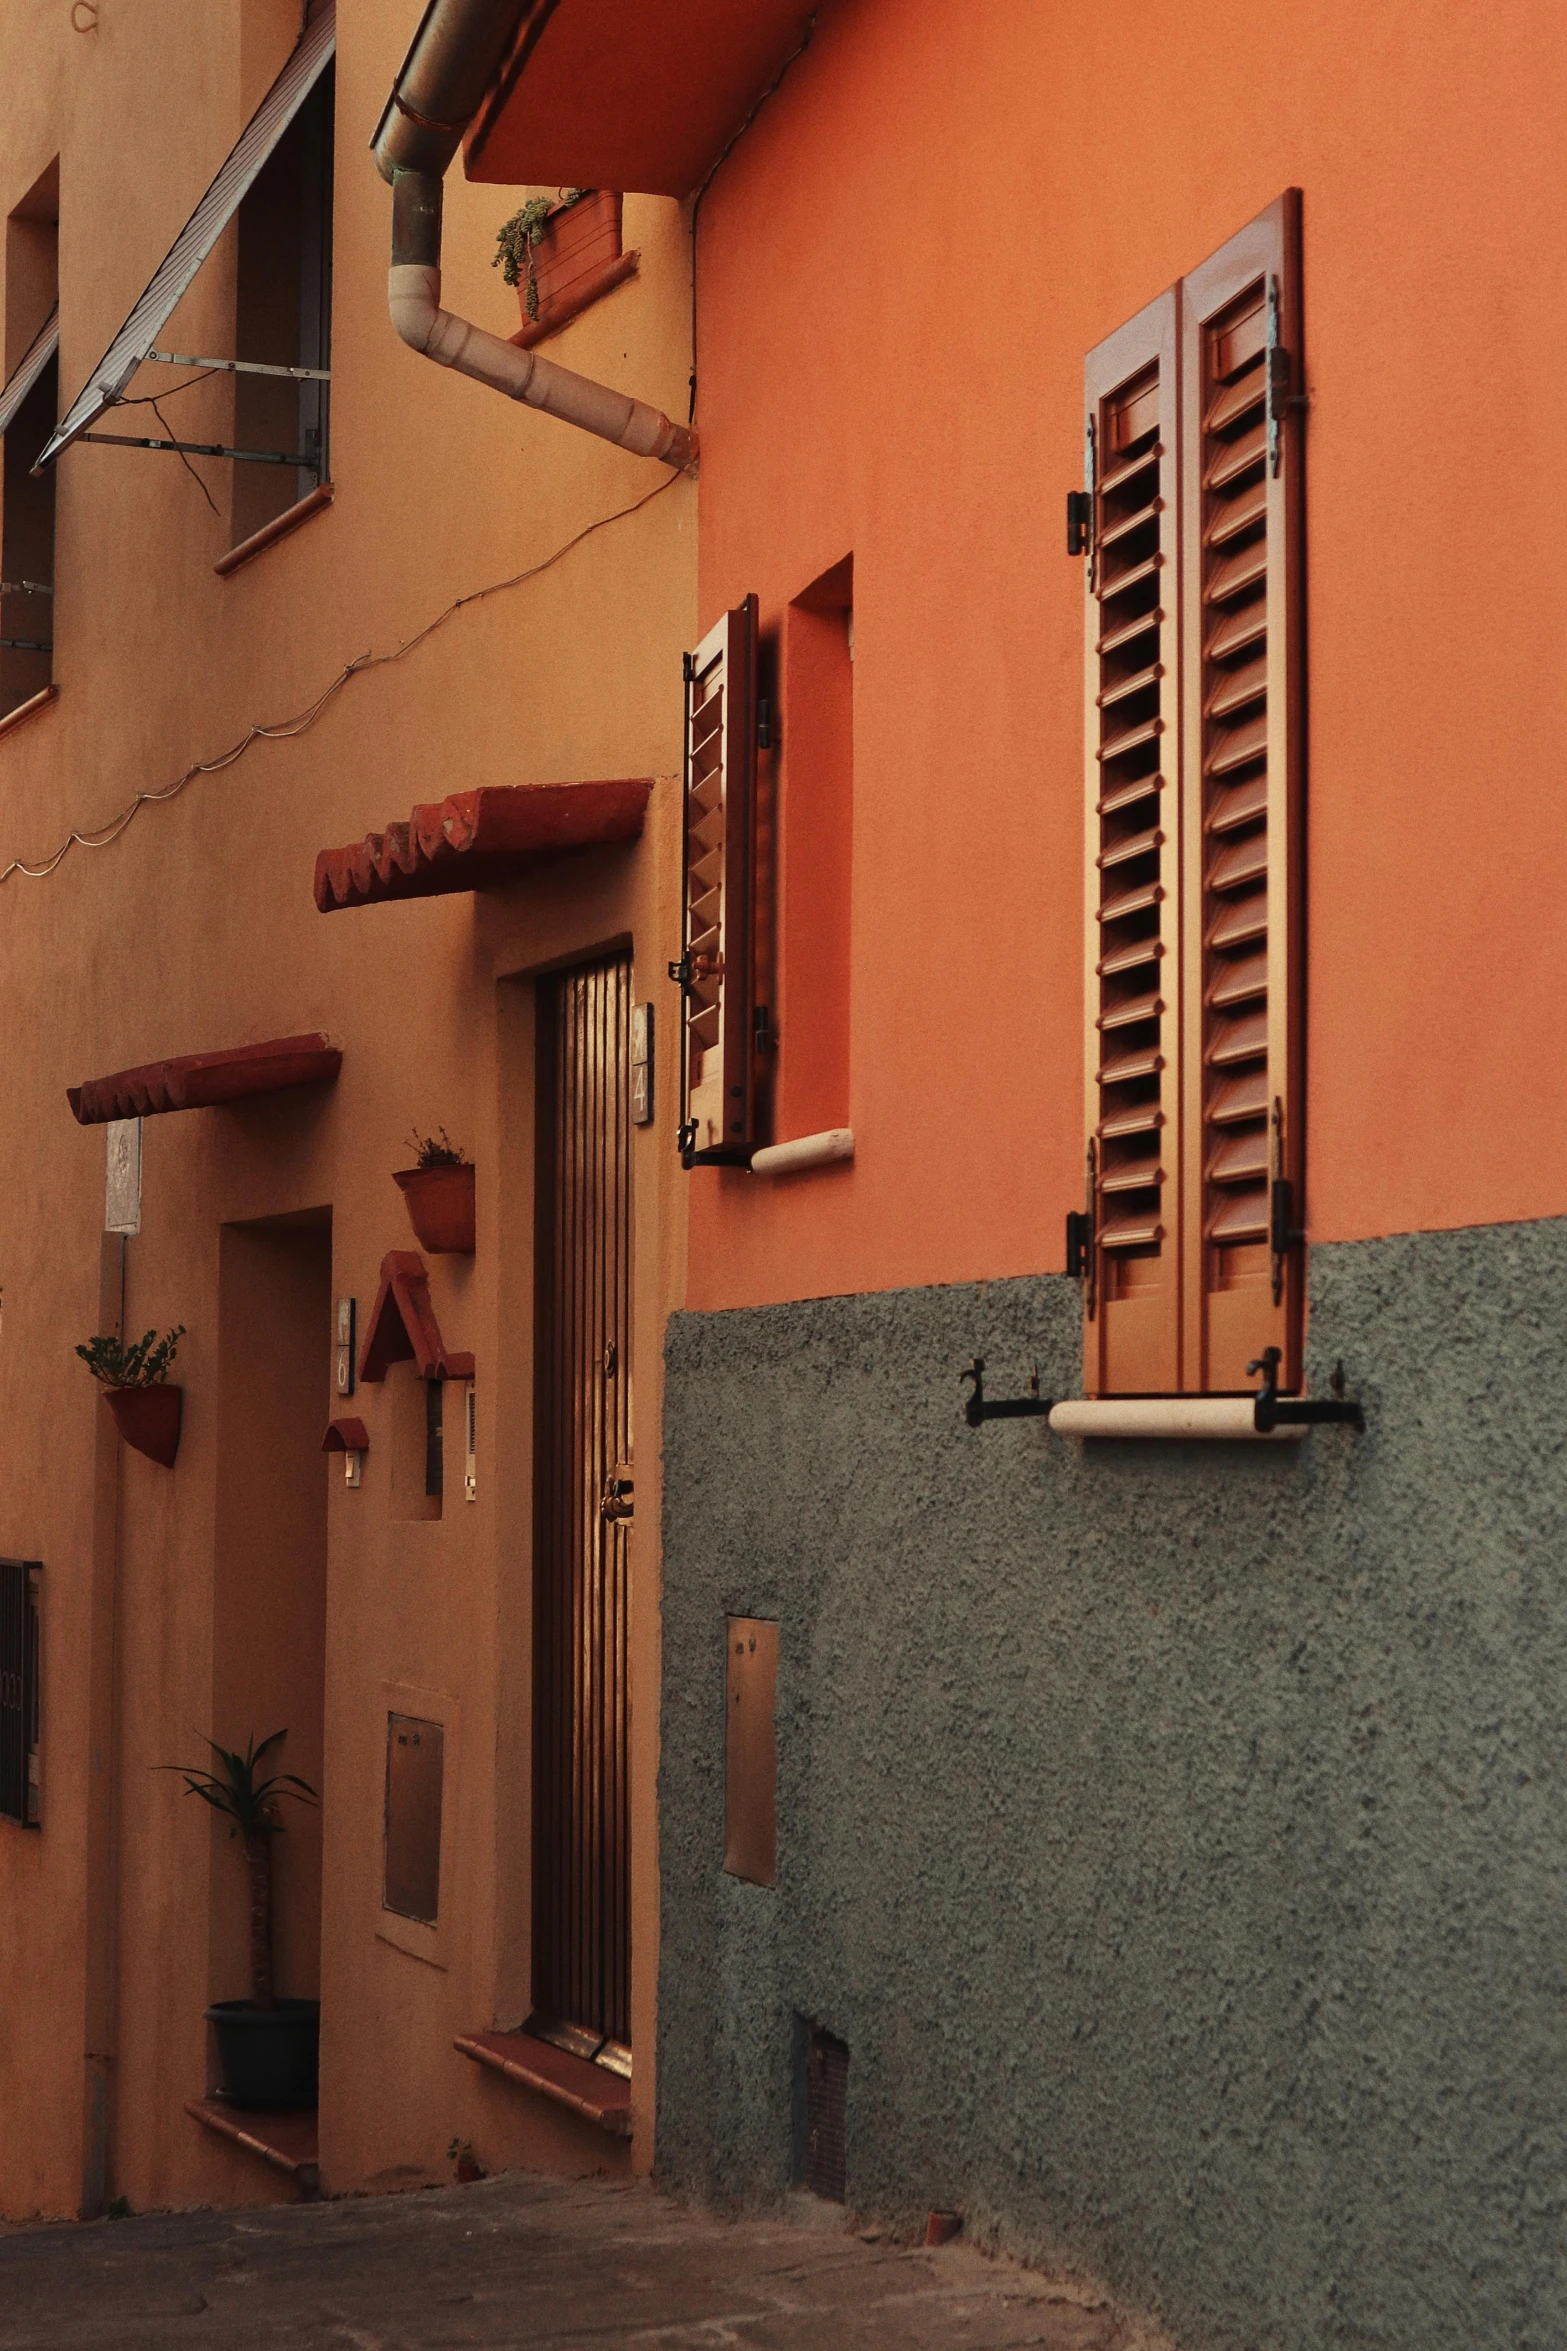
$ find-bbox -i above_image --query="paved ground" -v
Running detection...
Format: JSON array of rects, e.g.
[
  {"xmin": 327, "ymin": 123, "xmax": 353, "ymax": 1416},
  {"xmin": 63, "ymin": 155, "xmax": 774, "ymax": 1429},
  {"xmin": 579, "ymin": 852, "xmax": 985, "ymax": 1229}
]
[{"xmin": 0, "ymin": 2172, "xmax": 1172, "ymax": 2350}]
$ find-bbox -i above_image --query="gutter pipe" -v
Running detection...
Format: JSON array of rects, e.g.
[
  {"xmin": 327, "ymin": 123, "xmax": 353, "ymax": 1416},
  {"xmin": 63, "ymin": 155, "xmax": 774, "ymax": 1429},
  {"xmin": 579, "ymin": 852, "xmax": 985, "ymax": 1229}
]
[{"xmin": 374, "ymin": 0, "xmax": 696, "ymax": 469}]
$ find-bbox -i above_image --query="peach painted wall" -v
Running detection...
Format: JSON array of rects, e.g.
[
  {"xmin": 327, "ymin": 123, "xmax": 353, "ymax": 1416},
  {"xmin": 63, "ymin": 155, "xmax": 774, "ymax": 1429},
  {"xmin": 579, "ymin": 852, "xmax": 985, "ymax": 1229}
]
[
  {"xmin": 687, "ymin": 0, "xmax": 1567, "ymax": 1311},
  {"xmin": 0, "ymin": 0, "xmax": 692, "ymax": 2218}
]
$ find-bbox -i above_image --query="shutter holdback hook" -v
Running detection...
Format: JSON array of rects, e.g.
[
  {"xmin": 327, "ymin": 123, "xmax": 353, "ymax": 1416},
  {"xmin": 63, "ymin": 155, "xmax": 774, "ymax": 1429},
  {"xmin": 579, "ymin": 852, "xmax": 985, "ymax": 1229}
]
[
  {"xmin": 962, "ymin": 1357, "xmax": 1051, "ymax": 1427},
  {"xmin": 1248, "ymin": 1346, "xmax": 1364, "ymax": 1433}
]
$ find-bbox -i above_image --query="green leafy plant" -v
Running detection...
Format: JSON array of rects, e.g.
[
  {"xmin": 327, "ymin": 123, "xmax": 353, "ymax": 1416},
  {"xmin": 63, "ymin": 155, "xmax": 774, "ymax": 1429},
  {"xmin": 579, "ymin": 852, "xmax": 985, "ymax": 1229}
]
[
  {"xmin": 161, "ymin": 1731, "xmax": 316, "ymax": 2010},
  {"xmin": 406, "ymin": 1128, "xmax": 467, "ymax": 1169},
  {"xmin": 492, "ymin": 189, "xmax": 585, "ymax": 318},
  {"xmin": 75, "ymin": 1325, "xmax": 185, "ymax": 1388}
]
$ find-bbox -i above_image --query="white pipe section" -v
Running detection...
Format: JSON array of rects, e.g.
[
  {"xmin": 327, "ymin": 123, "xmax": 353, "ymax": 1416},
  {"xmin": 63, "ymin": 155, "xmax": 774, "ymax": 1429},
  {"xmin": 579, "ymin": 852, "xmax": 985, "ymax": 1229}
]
[
  {"xmin": 1048, "ymin": 1397, "xmax": 1304, "ymax": 1442},
  {"xmin": 389, "ymin": 263, "xmax": 697, "ymax": 469},
  {"xmin": 749, "ymin": 1128, "xmax": 855, "ymax": 1177}
]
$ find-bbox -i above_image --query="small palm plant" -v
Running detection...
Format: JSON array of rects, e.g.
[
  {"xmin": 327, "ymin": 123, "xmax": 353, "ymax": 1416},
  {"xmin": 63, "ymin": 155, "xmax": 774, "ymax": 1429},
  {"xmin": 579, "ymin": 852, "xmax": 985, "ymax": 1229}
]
[{"xmin": 163, "ymin": 1733, "xmax": 316, "ymax": 2010}]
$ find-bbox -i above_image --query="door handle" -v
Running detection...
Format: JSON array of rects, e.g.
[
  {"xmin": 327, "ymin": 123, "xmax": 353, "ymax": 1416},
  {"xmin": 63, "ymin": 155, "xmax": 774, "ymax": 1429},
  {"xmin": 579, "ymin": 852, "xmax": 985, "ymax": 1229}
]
[{"xmin": 600, "ymin": 1473, "xmax": 634, "ymax": 1522}]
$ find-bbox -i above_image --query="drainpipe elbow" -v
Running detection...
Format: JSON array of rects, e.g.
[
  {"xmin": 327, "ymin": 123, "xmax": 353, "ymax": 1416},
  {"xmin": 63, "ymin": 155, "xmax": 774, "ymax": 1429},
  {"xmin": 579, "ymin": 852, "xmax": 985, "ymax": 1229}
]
[{"xmin": 388, "ymin": 262, "xmax": 442, "ymax": 357}]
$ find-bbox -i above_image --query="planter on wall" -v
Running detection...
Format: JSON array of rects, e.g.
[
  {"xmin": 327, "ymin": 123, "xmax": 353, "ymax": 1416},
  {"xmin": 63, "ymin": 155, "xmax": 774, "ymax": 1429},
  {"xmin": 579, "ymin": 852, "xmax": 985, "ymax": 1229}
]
[
  {"xmin": 207, "ymin": 1997, "xmax": 320, "ymax": 2110},
  {"xmin": 394, "ymin": 1163, "xmax": 476, "ymax": 1255},
  {"xmin": 510, "ymin": 190, "xmax": 636, "ymax": 349},
  {"xmin": 105, "ymin": 1383, "xmax": 182, "ymax": 1467}
]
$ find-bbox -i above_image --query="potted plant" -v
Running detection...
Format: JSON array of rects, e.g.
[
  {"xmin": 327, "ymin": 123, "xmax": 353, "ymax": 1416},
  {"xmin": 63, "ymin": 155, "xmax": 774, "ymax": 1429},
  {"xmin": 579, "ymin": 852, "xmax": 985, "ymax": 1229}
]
[
  {"xmin": 76, "ymin": 1324, "xmax": 186, "ymax": 1466},
  {"xmin": 492, "ymin": 187, "xmax": 585, "ymax": 326},
  {"xmin": 395, "ymin": 1129, "xmax": 475, "ymax": 1254},
  {"xmin": 163, "ymin": 1731, "xmax": 319, "ymax": 2110}
]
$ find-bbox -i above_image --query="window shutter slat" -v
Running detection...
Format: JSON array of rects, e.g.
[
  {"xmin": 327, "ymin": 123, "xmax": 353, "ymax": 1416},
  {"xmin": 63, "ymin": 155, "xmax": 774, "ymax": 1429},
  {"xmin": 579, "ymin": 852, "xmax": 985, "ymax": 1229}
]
[
  {"xmin": 678, "ymin": 596, "xmax": 759, "ymax": 1167},
  {"xmin": 1083, "ymin": 293, "xmax": 1182, "ymax": 1393},
  {"xmin": 1180, "ymin": 191, "xmax": 1304, "ymax": 1392}
]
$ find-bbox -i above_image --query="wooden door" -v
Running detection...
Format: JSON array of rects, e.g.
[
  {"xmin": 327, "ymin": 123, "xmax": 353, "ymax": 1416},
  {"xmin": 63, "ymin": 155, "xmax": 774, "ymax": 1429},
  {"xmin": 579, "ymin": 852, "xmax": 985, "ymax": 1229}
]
[{"xmin": 532, "ymin": 954, "xmax": 633, "ymax": 2056}]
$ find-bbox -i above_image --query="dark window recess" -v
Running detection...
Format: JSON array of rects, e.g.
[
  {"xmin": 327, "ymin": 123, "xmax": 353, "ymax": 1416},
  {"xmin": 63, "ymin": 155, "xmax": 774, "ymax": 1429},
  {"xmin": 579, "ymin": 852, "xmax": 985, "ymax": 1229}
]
[
  {"xmin": 425, "ymin": 1377, "xmax": 444, "ymax": 1499},
  {"xmin": 2, "ymin": 168, "xmax": 59, "ymax": 722},
  {"xmin": 383, "ymin": 1712, "xmax": 443, "ymax": 1923},
  {"xmin": 803, "ymin": 2026, "xmax": 848, "ymax": 2201},
  {"xmin": 0, "ymin": 1560, "xmax": 41, "ymax": 1828},
  {"xmin": 231, "ymin": 59, "xmax": 333, "ymax": 546}
]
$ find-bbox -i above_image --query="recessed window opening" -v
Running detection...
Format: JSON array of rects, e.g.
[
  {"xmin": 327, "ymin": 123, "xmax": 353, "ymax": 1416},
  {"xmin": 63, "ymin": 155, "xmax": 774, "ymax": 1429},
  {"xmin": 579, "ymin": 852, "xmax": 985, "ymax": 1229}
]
[
  {"xmin": 384, "ymin": 1712, "xmax": 443, "ymax": 1924},
  {"xmin": 0, "ymin": 1559, "xmax": 42, "ymax": 1829},
  {"xmin": 1, "ymin": 163, "xmax": 58, "ymax": 722},
  {"xmin": 777, "ymin": 555, "xmax": 854, "ymax": 1139},
  {"xmin": 801, "ymin": 2024, "xmax": 848, "ymax": 2201},
  {"xmin": 388, "ymin": 1360, "xmax": 442, "ymax": 1521},
  {"xmin": 230, "ymin": 57, "xmax": 334, "ymax": 546}
]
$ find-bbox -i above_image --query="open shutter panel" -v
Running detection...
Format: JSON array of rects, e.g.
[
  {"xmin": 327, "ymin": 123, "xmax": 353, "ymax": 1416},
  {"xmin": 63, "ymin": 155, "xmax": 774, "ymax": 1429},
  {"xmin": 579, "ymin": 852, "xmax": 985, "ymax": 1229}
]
[
  {"xmin": 1083, "ymin": 292, "xmax": 1183, "ymax": 1396},
  {"xmin": 1180, "ymin": 192, "xmax": 1304, "ymax": 1392},
  {"xmin": 678, "ymin": 596, "xmax": 758, "ymax": 1166}
]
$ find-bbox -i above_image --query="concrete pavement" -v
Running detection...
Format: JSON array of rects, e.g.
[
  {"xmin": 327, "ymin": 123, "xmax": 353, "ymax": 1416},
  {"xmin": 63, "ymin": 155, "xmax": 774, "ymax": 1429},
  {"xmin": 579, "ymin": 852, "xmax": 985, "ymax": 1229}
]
[{"xmin": 0, "ymin": 2171, "xmax": 1173, "ymax": 2349}]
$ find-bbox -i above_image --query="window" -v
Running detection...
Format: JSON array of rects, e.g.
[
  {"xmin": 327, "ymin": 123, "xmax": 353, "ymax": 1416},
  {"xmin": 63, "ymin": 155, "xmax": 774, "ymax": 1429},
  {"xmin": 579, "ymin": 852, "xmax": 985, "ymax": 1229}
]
[
  {"xmin": 230, "ymin": 55, "xmax": 334, "ymax": 547},
  {"xmin": 384, "ymin": 1712, "xmax": 443, "ymax": 1924},
  {"xmin": 0, "ymin": 163, "xmax": 58, "ymax": 724},
  {"xmin": 675, "ymin": 596, "xmax": 761, "ymax": 1165},
  {"xmin": 0, "ymin": 1559, "xmax": 41, "ymax": 1828},
  {"xmin": 1078, "ymin": 192, "xmax": 1303, "ymax": 1397},
  {"xmin": 777, "ymin": 557, "xmax": 853, "ymax": 1141}
]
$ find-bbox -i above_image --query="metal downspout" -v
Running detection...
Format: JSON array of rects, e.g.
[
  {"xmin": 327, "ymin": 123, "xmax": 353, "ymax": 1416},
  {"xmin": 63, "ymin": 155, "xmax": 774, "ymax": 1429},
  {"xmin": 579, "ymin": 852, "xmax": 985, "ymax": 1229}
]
[{"xmin": 374, "ymin": 0, "xmax": 696, "ymax": 469}]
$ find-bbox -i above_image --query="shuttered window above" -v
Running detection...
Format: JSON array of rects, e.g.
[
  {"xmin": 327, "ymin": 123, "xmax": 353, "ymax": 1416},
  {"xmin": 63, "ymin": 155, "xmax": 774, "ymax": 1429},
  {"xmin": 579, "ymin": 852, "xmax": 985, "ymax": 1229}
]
[
  {"xmin": 1080, "ymin": 193, "xmax": 1303, "ymax": 1397},
  {"xmin": 676, "ymin": 597, "xmax": 759, "ymax": 1167}
]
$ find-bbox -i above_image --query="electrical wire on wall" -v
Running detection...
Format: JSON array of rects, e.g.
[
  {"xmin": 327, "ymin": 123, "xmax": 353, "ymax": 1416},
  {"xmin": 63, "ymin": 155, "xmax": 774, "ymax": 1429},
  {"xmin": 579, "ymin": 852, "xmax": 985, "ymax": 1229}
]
[{"xmin": 0, "ymin": 467, "xmax": 686, "ymax": 886}]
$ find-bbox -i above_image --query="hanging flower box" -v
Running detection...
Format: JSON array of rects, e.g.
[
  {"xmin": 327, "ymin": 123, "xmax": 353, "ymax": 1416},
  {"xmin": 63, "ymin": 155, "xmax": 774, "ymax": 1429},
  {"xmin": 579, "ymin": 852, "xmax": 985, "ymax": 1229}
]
[{"xmin": 505, "ymin": 191, "xmax": 638, "ymax": 349}]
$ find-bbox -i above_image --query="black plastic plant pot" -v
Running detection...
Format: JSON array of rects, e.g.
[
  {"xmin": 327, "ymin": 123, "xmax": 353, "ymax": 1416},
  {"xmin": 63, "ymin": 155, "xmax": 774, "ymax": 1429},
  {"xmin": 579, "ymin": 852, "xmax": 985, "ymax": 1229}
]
[{"xmin": 206, "ymin": 1998, "xmax": 320, "ymax": 2110}]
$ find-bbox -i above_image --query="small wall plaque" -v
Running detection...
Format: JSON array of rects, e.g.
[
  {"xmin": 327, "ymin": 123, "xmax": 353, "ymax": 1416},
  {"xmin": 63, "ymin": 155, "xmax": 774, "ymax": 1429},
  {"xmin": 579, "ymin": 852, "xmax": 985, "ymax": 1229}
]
[
  {"xmin": 104, "ymin": 1117, "xmax": 141, "ymax": 1235},
  {"xmin": 724, "ymin": 1615, "xmax": 777, "ymax": 1885}
]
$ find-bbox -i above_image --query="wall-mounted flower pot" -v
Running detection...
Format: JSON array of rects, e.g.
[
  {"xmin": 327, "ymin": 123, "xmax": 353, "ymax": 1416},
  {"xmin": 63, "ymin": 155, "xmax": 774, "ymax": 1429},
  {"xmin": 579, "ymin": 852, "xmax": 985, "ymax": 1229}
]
[
  {"xmin": 206, "ymin": 1997, "xmax": 320, "ymax": 2110},
  {"xmin": 394, "ymin": 1164, "xmax": 476, "ymax": 1254},
  {"xmin": 105, "ymin": 1383, "xmax": 182, "ymax": 1467}
]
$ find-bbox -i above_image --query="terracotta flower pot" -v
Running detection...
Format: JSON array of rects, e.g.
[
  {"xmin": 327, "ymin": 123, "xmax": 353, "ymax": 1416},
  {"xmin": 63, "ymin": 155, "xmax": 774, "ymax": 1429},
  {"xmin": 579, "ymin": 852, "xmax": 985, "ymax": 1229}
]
[
  {"xmin": 394, "ymin": 1162, "xmax": 476, "ymax": 1254},
  {"xmin": 105, "ymin": 1382, "xmax": 182, "ymax": 1467}
]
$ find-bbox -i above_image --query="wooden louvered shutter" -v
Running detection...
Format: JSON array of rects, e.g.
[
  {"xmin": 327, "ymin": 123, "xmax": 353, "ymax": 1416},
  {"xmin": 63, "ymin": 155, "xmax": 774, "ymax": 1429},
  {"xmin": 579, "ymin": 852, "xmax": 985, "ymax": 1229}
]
[
  {"xmin": 1082, "ymin": 293, "xmax": 1183, "ymax": 1395},
  {"xmin": 678, "ymin": 596, "xmax": 758, "ymax": 1166},
  {"xmin": 1179, "ymin": 192, "xmax": 1303, "ymax": 1392}
]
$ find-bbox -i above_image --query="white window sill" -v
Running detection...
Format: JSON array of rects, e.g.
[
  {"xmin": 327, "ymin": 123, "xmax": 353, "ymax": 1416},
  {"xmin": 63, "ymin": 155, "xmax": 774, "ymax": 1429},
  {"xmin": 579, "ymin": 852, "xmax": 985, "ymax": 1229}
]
[{"xmin": 1048, "ymin": 1398, "xmax": 1304, "ymax": 1442}]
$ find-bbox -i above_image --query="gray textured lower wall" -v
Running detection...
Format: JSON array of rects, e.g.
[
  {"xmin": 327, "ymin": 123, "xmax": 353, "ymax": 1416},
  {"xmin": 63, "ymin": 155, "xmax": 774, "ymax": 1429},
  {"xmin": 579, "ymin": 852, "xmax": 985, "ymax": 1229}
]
[{"xmin": 657, "ymin": 1220, "xmax": 1567, "ymax": 2351}]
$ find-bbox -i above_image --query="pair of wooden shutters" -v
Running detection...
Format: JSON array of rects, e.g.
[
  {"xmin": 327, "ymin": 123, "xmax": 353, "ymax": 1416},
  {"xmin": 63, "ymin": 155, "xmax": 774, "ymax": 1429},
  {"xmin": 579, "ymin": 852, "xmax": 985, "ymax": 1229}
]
[
  {"xmin": 675, "ymin": 596, "xmax": 760, "ymax": 1167},
  {"xmin": 1081, "ymin": 192, "xmax": 1303, "ymax": 1397}
]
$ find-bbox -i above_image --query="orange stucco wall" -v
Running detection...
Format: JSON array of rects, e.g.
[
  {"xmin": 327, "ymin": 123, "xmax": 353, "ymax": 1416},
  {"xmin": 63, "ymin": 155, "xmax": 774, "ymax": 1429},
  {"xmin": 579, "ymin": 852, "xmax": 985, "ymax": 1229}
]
[
  {"xmin": 686, "ymin": 0, "xmax": 1567, "ymax": 1312},
  {"xmin": 0, "ymin": 0, "xmax": 692, "ymax": 2219}
]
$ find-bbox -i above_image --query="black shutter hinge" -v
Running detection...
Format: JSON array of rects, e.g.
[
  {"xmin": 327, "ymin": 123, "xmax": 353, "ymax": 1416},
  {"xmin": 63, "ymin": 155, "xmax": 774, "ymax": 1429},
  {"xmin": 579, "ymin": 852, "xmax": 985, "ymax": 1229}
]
[
  {"xmin": 962, "ymin": 1356, "xmax": 1050, "ymax": 1427},
  {"xmin": 682, "ymin": 650, "xmax": 696, "ymax": 684},
  {"xmin": 754, "ymin": 1003, "xmax": 773, "ymax": 1054},
  {"xmin": 668, "ymin": 954, "xmax": 691, "ymax": 993},
  {"xmin": 676, "ymin": 1117, "xmax": 697, "ymax": 1167},
  {"xmin": 1065, "ymin": 1209, "xmax": 1092, "ymax": 1280},
  {"xmin": 1066, "ymin": 490, "xmax": 1092, "ymax": 557},
  {"xmin": 1249, "ymin": 1345, "xmax": 1364, "ymax": 1433}
]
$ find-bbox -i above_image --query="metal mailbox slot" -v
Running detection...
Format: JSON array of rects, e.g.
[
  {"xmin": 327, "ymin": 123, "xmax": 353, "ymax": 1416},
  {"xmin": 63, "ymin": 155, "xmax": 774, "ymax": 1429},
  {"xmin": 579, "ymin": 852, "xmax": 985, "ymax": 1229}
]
[
  {"xmin": 384, "ymin": 1712, "xmax": 443, "ymax": 1923},
  {"xmin": 724, "ymin": 1616, "xmax": 777, "ymax": 1886}
]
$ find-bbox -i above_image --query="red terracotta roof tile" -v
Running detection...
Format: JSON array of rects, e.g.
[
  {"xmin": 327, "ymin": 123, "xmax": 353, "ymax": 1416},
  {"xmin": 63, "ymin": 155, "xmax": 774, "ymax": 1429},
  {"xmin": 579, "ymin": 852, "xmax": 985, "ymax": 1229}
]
[
  {"xmin": 314, "ymin": 779, "xmax": 650, "ymax": 913},
  {"xmin": 68, "ymin": 1032, "xmax": 341, "ymax": 1124},
  {"xmin": 358, "ymin": 1251, "xmax": 474, "ymax": 1384}
]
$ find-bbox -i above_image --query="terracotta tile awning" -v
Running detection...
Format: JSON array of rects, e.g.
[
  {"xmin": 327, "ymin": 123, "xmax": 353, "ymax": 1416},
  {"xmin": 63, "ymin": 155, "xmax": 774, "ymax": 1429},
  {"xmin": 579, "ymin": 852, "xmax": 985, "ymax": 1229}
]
[
  {"xmin": 68, "ymin": 1032, "xmax": 341, "ymax": 1125},
  {"xmin": 358, "ymin": 1252, "xmax": 474, "ymax": 1384},
  {"xmin": 314, "ymin": 779, "xmax": 650, "ymax": 914}
]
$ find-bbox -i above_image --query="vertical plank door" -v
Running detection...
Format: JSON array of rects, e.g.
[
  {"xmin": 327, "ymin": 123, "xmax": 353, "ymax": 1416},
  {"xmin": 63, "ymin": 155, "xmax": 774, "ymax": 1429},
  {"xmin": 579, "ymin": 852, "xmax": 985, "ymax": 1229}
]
[{"xmin": 533, "ymin": 954, "xmax": 634, "ymax": 2052}]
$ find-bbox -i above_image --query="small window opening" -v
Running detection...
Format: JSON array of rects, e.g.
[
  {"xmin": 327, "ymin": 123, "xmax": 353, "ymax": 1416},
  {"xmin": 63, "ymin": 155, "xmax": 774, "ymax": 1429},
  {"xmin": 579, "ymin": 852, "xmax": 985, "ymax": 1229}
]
[
  {"xmin": 387, "ymin": 1360, "xmax": 442, "ymax": 1520},
  {"xmin": 230, "ymin": 59, "xmax": 333, "ymax": 547},
  {"xmin": 775, "ymin": 555, "xmax": 854, "ymax": 1139},
  {"xmin": 801, "ymin": 2023, "xmax": 848, "ymax": 2201},
  {"xmin": 383, "ymin": 1712, "xmax": 442, "ymax": 1923},
  {"xmin": 2, "ymin": 164, "xmax": 58, "ymax": 723},
  {"xmin": 0, "ymin": 1559, "xmax": 41, "ymax": 1829},
  {"xmin": 425, "ymin": 1377, "xmax": 444, "ymax": 1500}
]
